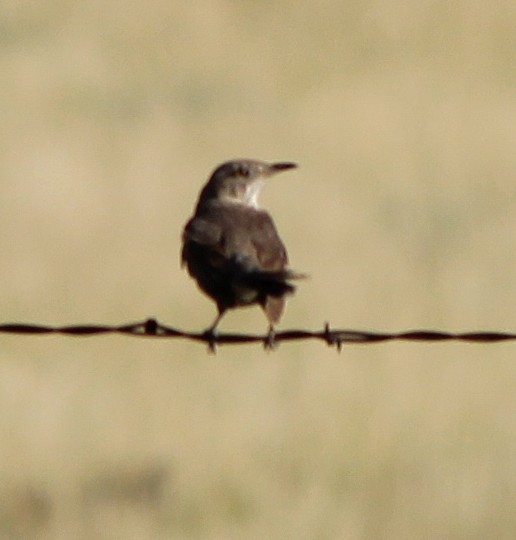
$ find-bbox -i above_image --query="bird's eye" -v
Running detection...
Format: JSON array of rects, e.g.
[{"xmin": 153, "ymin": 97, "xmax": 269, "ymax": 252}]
[{"xmin": 238, "ymin": 165, "xmax": 250, "ymax": 178}]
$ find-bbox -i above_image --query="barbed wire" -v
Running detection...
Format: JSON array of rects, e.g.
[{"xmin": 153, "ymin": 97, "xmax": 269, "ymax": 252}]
[{"xmin": 1, "ymin": 319, "xmax": 515, "ymax": 352}]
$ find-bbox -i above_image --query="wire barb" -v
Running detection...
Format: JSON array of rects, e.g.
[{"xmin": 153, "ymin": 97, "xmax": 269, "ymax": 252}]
[{"xmin": 1, "ymin": 319, "xmax": 516, "ymax": 351}]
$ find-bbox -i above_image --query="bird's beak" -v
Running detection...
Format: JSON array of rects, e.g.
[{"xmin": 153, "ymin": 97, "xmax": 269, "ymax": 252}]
[{"xmin": 269, "ymin": 162, "xmax": 298, "ymax": 174}]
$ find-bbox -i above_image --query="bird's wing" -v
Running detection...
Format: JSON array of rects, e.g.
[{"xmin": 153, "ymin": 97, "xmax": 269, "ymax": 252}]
[
  {"xmin": 248, "ymin": 211, "xmax": 288, "ymax": 271},
  {"xmin": 183, "ymin": 217, "xmax": 221, "ymax": 246},
  {"xmin": 180, "ymin": 217, "xmax": 222, "ymax": 267},
  {"xmin": 182, "ymin": 207, "xmax": 290, "ymax": 277}
]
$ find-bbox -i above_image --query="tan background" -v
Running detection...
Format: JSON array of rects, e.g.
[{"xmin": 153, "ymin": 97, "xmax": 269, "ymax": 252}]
[{"xmin": 1, "ymin": 1, "xmax": 516, "ymax": 538}]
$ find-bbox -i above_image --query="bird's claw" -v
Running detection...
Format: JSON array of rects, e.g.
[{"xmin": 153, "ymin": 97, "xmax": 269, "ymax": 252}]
[
  {"xmin": 263, "ymin": 327, "xmax": 278, "ymax": 351},
  {"xmin": 202, "ymin": 327, "xmax": 218, "ymax": 354}
]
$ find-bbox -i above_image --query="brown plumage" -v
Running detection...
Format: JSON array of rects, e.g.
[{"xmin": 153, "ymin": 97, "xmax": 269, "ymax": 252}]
[{"xmin": 181, "ymin": 159, "xmax": 304, "ymax": 332}]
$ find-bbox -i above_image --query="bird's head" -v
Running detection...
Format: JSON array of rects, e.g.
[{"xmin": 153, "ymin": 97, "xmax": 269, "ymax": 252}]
[{"xmin": 198, "ymin": 159, "xmax": 297, "ymax": 208}]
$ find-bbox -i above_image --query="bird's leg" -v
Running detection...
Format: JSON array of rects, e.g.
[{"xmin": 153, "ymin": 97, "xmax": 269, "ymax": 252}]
[
  {"xmin": 207, "ymin": 310, "xmax": 225, "ymax": 333},
  {"xmin": 264, "ymin": 324, "xmax": 278, "ymax": 351},
  {"xmin": 203, "ymin": 309, "xmax": 225, "ymax": 353}
]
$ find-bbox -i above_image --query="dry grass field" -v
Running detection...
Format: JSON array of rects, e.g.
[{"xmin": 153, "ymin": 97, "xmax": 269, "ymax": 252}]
[{"xmin": 1, "ymin": 1, "xmax": 516, "ymax": 538}]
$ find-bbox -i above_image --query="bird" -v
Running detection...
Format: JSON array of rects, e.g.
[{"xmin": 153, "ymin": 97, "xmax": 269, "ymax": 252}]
[{"xmin": 181, "ymin": 159, "xmax": 305, "ymax": 336}]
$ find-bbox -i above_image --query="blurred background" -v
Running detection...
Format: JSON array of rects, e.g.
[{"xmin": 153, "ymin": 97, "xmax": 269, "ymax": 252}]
[{"xmin": 1, "ymin": 0, "xmax": 516, "ymax": 538}]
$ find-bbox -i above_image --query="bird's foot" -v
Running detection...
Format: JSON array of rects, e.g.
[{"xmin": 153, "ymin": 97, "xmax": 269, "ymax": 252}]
[
  {"xmin": 202, "ymin": 327, "xmax": 218, "ymax": 354},
  {"xmin": 263, "ymin": 326, "xmax": 278, "ymax": 351}
]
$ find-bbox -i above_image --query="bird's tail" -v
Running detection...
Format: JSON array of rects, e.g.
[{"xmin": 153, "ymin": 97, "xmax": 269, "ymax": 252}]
[{"xmin": 243, "ymin": 269, "xmax": 307, "ymax": 297}]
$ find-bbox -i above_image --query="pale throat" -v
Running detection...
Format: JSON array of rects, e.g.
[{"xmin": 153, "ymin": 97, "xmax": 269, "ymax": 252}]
[
  {"xmin": 222, "ymin": 180, "xmax": 264, "ymax": 208},
  {"xmin": 244, "ymin": 180, "xmax": 264, "ymax": 208}
]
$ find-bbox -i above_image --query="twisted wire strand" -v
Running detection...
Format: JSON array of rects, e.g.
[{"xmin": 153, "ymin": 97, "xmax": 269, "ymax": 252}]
[{"xmin": 1, "ymin": 319, "xmax": 515, "ymax": 352}]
